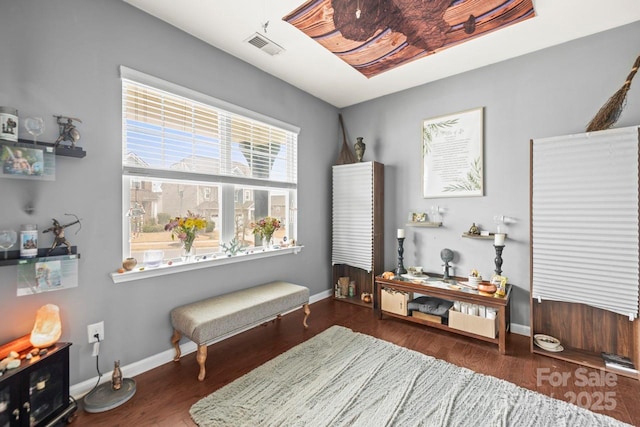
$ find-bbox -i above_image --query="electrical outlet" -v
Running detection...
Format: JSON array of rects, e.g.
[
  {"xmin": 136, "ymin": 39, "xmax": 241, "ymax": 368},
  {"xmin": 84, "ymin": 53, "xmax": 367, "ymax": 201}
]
[{"xmin": 87, "ymin": 321, "xmax": 104, "ymax": 343}]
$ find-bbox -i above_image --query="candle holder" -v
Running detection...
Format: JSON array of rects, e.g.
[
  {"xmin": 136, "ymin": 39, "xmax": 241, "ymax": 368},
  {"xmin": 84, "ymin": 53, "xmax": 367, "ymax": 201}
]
[
  {"xmin": 396, "ymin": 237, "xmax": 407, "ymax": 276},
  {"xmin": 494, "ymin": 244, "xmax": 505, "ymax": 276}
]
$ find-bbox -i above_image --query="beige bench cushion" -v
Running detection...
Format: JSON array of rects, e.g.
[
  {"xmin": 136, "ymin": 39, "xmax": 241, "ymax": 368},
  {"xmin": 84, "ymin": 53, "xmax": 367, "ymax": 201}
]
[{"xmin": 171, "ymin": 281, "xmax": 309, "ymax": 344}]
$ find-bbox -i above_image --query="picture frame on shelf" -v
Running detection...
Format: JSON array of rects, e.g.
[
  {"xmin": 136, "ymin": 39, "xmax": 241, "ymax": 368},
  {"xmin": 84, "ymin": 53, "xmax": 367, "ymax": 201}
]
[
  {"xmin": 422, "ymin": 107, "xmax": 484, "ymax": 198},
  {"xmin": 1, "ymin": 142, "xmax": 56, "ymax": 181},
  {"xmin": 409, "ymin": 212, "xmax": 427, "ymax": 222}
]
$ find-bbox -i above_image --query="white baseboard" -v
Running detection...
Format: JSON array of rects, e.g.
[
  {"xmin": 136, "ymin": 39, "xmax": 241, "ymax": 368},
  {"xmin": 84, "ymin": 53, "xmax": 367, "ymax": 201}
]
[
  {"xmin": 310, "ymin": 288, "xmax": 332, "ymax": 303},
  {"xmin": 71, "ymin": 290, "xmax": 528, "ymax": 398},
  {"xmin": 511, "ymin": 323, "xmax": 530, "ymax": 337},
  {"xmin": 71, "ymin": 290, "xmax": 333, "ymax": 399}
]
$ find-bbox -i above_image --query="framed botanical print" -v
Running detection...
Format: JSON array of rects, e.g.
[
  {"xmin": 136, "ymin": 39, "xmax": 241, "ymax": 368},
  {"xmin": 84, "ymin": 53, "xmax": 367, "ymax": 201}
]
[{"xmin": 422, "ymin": 107, "xmax": 484, "ymax": 198}]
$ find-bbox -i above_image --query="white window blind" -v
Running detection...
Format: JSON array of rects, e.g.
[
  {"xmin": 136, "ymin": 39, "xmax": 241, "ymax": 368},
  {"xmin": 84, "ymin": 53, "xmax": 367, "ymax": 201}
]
[
  {"xmin": 531, "ymin": 126, "xmax": 640, "ymax": 318},
  {"xmin": 120, "ymin": 66, "xmax": 298, "ymax": 188},
  {"xmin": 332, "ymin": 162, "xmax": 374, "ymax": 272}
]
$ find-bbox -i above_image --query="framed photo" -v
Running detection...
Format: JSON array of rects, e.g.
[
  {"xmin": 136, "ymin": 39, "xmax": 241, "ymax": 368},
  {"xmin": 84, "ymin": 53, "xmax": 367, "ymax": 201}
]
[
  {"xmin": 1, "ymin": 143, "xmax": 55, "ymax": 181},
  {"xmin": 410, "ymin": 212, "xmax": 427, "ymax": 222},
  {"xmin": 2, "ymin": 144, "xmax": 44, "ymax": 176},
  {"xmin": 422, "ymin": 107, "xmax": 484, "ymax": 198}
]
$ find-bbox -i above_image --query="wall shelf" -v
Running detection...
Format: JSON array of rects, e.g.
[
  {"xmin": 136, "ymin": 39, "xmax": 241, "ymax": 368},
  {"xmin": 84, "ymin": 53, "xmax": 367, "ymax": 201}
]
[
  {"xmin": 14, "ymin": 138, "xmax": 86, "ymax": 158},
  {"xmin": 406, "ymin": 222, "xmax": 442, "ymax": 228},
  {"xmin": 462, "ymin": 232, "xmax": 507, "ymax": 240},
  {"xmin": 0, "ymin": 246, "xmax": 79, "ymax": 267}
]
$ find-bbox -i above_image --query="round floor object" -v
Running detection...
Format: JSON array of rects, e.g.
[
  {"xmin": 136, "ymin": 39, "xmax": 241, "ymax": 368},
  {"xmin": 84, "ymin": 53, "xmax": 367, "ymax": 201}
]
[{"xmin": 83, "ymin": 378, "xmax": 136, "ymax": 413}]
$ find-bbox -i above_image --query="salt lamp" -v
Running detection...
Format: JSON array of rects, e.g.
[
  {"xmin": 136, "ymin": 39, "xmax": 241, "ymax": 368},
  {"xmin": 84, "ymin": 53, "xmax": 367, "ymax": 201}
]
[{"xmin": 29, "ymin": 304, "xmax": 62, "ymax": 348}]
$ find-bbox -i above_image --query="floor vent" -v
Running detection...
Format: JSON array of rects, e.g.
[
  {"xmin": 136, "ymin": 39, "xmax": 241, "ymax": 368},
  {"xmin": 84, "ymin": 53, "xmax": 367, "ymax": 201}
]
[{"xmin": 245, "ymin": 32, "xmax": 285, "ymax": 56}]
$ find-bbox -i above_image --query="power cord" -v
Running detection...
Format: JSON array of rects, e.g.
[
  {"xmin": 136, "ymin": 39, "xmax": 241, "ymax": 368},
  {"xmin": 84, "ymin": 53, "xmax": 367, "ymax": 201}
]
[{"xmin": 89, "ymin": 333, "xmax": 103, "ymax": 392}]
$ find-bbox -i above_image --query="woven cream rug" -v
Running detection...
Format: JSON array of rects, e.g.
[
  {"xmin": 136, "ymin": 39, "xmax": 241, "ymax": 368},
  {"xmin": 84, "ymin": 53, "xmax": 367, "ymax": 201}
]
[{"xmin": 190, "ymin": 325, "xmax": 630, "ymax": 426}]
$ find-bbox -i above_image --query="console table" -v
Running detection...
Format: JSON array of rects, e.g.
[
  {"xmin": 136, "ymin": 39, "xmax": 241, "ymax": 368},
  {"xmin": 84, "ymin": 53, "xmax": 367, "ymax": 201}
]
[{"xmin": 374, "ymin": 274, "xmax": 511, "ymax": 353}]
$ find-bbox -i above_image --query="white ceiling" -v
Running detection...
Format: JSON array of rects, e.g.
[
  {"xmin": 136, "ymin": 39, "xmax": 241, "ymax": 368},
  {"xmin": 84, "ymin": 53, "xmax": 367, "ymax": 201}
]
[{"xmin": 124, "ymin": 0, "xmax": 640, "ymax": 108}]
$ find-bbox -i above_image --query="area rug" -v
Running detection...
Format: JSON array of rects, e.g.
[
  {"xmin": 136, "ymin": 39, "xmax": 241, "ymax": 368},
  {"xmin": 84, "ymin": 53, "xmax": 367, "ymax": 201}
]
[{"xmin": 190, "ymin": 326, "xmax": 630, "ymax": 426}]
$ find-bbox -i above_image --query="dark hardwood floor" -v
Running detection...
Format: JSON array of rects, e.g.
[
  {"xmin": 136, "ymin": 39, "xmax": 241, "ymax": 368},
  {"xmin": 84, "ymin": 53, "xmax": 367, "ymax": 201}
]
[{"xmin": 74, "ymin": 298, "xmax": 640, "ymax": 426}]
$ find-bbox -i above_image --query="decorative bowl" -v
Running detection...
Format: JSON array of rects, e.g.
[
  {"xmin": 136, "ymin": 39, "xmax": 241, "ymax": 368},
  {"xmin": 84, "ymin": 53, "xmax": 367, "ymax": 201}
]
[
  {"xmin": 478, "ymin": 283, "xmax": 497, "ymax": 293},
  {"xmin": 143, "ymin": 250, "xmax": 164, "ymax": 267},
  {"xmin": 122, "ymin": 257, "xmax": 138, "ymax": 271},
  {"xmin": 533, "ymin": 334, "xmax": 562, "ymax": 351}
]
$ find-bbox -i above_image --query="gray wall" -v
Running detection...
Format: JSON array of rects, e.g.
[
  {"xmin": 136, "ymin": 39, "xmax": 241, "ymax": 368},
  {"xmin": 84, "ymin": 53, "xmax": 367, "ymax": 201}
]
[
  {"xmin": 1, "ymin": 0, "xmax": 639, "ymax": 386},
  {"xmin": 0, "ymin": 0, "xmax": 338, "ymax": 384},
  {"xmin": 341, "ymin": 21, "xmax": 640, "ymax": 327}
]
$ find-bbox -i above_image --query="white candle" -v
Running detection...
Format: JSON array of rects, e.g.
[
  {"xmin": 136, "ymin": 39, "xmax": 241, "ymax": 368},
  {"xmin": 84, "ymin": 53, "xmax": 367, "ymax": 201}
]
[
  {"xmin": 397, "ymin": 228, "xmax": 405, "ymax": 238},
  {"xmin": 494, "ymin": 233, "xmax": 505, "ymax": 246}
]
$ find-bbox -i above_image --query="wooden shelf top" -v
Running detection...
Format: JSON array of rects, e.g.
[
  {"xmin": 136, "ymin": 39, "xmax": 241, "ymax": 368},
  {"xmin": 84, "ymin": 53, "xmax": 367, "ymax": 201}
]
[
  {"xmin": 462, "ymin": 232, "xmax": 507, "ymax": 240},
  {"xmin": 406, "ymin": 222, "xmax": 442, "ymax": 228},
  {"xmin": 532, "ymin": 346, "xmax": 640, "ymax": 380}
]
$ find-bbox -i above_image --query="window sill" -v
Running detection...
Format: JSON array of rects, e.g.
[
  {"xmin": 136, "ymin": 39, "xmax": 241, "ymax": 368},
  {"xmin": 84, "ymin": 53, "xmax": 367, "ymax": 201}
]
[{"xmin": 110, "ymin": 245, "xmax": 304, "ymax": 284}]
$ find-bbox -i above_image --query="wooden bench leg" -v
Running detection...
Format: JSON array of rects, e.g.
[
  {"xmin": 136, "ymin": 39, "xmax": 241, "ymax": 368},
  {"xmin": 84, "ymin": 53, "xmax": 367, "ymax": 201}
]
[
  {"xmin": 171, "ymin": 329, "xmax": 182, "ymax": 362},
  {"xmin": 197, "ymin": 344, "xmax": 207, "ymax": 381},
  {"xmin": 303, "ymin": 303, "xmax": 310, "ymax": 329}
]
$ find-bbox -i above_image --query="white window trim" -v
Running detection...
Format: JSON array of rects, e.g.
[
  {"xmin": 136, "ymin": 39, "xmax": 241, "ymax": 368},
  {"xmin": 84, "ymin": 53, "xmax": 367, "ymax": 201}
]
[
  {"xmin": 119, "ymin": 66, "xmax": 301, "ymax": 279},
  {"xmin": 110, "ymin": 245, "xmax": 303, "ymax": 284}
]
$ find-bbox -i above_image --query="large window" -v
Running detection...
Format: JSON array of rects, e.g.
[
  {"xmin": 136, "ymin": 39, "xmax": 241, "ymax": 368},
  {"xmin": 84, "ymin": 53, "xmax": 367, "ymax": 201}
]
[{"xmin": 121, "ymin": 66, "xmax": 298, "ymax": 263}]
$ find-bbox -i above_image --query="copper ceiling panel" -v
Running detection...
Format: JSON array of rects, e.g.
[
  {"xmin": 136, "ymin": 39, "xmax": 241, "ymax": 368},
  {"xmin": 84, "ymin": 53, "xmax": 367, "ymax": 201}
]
[{"xmin": 284, "ymin": 0, "xmax": 535, "ymax": 78}]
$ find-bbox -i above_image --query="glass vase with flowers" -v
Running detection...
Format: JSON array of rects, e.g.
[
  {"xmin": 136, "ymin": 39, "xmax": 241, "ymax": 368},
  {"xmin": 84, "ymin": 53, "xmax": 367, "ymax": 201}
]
[
  {"xmin": 165, "ymin": 211, "xmax": 207, "ymax": 262},
  {"xmin": 251, "ymin": 216, "xmax": 281, "ymax": 249}
]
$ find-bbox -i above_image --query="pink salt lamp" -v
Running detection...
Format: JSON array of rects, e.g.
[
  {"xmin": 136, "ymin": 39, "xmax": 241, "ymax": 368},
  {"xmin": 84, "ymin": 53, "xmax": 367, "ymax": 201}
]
[{"xmin": 29, "ymin": 304, "xmax": 62, "ymax": 348}]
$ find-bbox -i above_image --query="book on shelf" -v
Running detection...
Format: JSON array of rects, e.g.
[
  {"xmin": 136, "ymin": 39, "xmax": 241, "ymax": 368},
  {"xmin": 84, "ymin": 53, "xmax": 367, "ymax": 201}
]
[
  {"xmin": 601, "ymin": 352, "xmax": 638, "ymax": 374},
  {"xmin": 601, "ymin": 352, "xmax": 636, "ymax": 369}
]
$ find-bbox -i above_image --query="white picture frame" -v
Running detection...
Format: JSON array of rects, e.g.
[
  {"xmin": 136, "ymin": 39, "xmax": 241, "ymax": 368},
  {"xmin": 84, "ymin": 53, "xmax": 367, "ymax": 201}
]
[{"xmin": 422, "ymin": 107, "xmax": 484, "ymax": 198}]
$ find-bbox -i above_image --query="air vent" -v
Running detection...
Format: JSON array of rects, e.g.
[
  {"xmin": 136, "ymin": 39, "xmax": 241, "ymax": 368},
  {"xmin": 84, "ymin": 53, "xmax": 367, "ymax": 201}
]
[{"xmin": 245, "ymin": 32, "xmax": 285, "ymax": 56}]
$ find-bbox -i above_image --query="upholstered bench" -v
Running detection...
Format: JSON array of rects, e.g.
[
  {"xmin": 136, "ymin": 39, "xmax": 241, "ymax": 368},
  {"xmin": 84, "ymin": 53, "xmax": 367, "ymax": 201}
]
[{"xmin": 170, "ymin": 281, "xmax": 310, "ymax": 381}]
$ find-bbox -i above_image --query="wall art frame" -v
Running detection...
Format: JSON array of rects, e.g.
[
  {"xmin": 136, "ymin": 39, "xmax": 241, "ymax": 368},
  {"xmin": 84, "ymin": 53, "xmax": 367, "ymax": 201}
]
[{"xmin": 422, "ymin": 107, "xmax": 484, "ymax": 198}]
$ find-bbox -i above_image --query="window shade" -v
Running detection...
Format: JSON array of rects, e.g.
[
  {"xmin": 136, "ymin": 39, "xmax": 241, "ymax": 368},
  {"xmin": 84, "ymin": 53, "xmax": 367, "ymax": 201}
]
[
  {"xmin": 120, "ymin": 66, "xmax": 298, "ymax": 187},
  {"xmin": 531, "ymin": 126, "xmax": 640, "ymax": 318},
  {"xmin": 332, "ymin": 162, "xmax": 374, "ymax": 272}
]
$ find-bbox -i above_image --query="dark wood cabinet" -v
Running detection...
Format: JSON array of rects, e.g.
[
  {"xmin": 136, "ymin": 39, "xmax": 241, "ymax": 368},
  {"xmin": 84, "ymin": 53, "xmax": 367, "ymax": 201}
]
[{"xmin": 0, "ymin": 340, "xmax": 76, "ymax": 426}]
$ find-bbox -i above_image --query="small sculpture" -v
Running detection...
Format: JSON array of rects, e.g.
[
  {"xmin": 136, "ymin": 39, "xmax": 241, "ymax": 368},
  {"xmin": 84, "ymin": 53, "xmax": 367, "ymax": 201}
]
[
  {"xmin": 43, "ymin": 214, "xmax": 82, "ymax": 255},
  {"xmin": 354, "ymin": 137, "xmax": 366, "ymax": 162},
  {"xmin": 54, "ymin": 115, "xmax": 82, "ymax": 148},
  {"xmin": 468, "ymin": 223, "xmax": 480, "ymax": 235},
  {"xmin": 112, "ymin": 360, "xmax": 123, "ymax": 391},
  {"xmin": 440, "ymin": 248, "xmax": 454, "ymax": 280}
]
